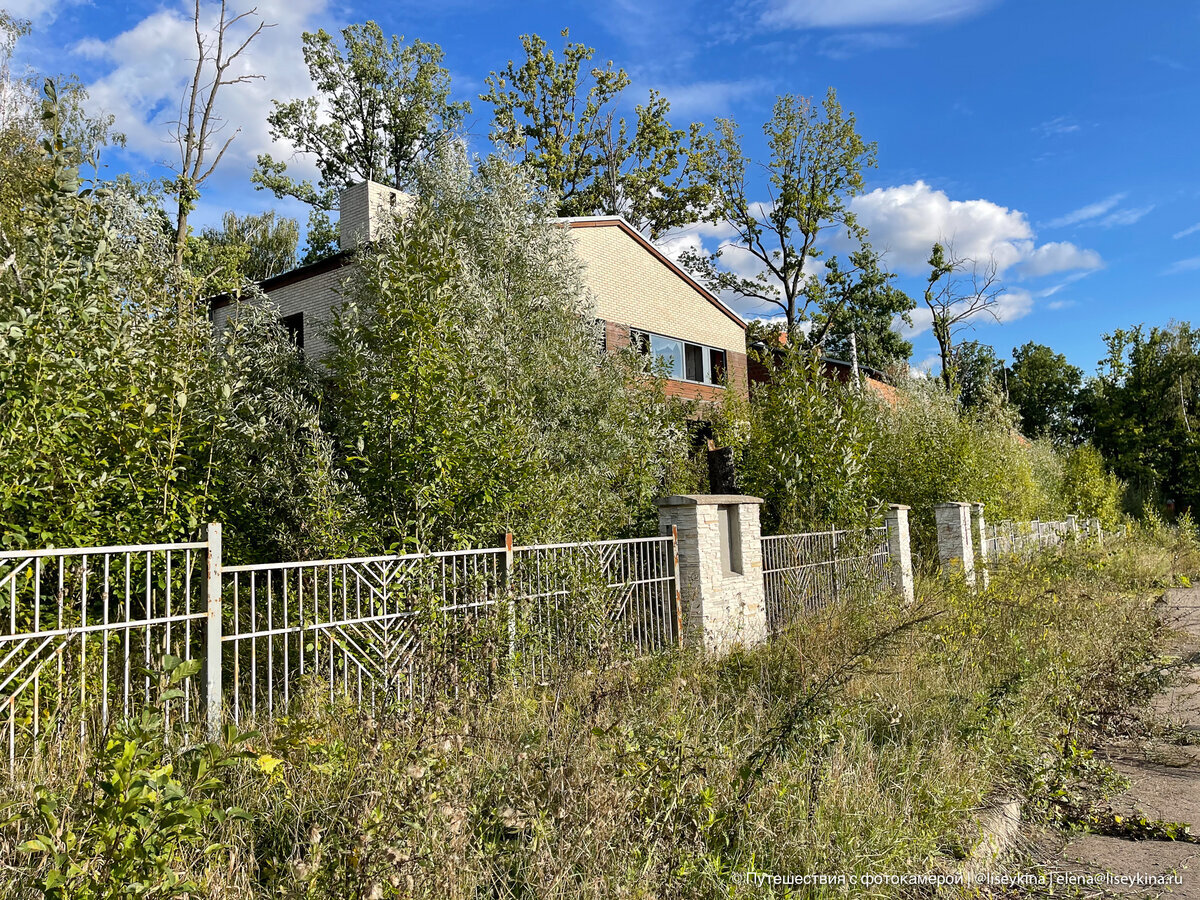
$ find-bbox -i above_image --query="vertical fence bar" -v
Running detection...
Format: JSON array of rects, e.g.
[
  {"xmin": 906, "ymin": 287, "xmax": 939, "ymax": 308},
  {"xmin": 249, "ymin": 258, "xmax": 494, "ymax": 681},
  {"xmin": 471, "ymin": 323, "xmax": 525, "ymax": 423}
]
[{"xmin": 203, "ymin": 523, "xmax": 223, "ymax": 740}]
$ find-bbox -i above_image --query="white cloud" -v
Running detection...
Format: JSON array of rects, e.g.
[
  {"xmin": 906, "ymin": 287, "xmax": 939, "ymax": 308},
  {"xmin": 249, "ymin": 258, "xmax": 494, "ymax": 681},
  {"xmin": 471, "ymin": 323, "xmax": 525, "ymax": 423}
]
[
  {"xmin": 847, "ymin": 180, "xmax": 1101, "ymax": 278},
  {"xmin": 1046, "ymin": 298, "xmax": 1076, "ymax": 311},
  {"xmin": 1165, "ymin": 257, "xmax": 1200, "ymax": 276},
  {"xmin": 653, "ymin": 78, "xmax": 770, "ymax": 118},
  {"xmin": 1098, "ymin": 205, "xmax": 1153, "ymax": 227},
  {"xmin": 1173, "ymin": 222, "xmax": 1200, "ymax": 240},
  {"xmin": 993, "ymin": 288, "xmax": 1033, "ymax": 322},
  {"xmin": 1034, "ymin": 116, "xmax": 1080, "ymax": 137},
  {"xmin": 1017, "ymin": 241, "xmax": 1102, "ymax": 278},
  {"xmin": 77, "ymin": 0, "xmax": 328, "ymax": 186},
  {"xmin": 2, "ymin": 0, "xmax": 76, "ymax": 23},
  {"xmin": 763, "ymin": 0, "xmax": 993, "ymax": 29},
  {"xmin": 1046, "ymin": 193, "xmax": 1125, "ymax": 228}
]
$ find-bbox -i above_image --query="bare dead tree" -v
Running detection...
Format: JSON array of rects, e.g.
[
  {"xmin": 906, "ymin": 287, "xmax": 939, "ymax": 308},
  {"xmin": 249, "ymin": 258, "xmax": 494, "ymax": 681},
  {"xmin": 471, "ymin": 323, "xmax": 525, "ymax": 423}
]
[
  {"xmin": 171, "ymin": 0, "xmax": 270, "ymax": 269},
  {"xmin": 923, "ymin": 242, "xmax": 1004, "ymax": 391}
]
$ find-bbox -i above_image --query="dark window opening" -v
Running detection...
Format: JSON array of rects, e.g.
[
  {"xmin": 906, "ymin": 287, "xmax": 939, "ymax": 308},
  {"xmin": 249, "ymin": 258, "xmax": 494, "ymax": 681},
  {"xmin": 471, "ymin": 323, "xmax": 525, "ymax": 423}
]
[
  {"xmin": 709, "ymin": 348, "xmax": 727, "ymax": 384},
  {"xmin": 684, "ymin": 342, "xmax": 704, "ymax": 382},
  {"xmin": 629, "ymin": 328, "xmax": 651, "ymax": 356},
  {"xmin": 282, "ymin": 312, "xmax": 304, "ymax": 350}
]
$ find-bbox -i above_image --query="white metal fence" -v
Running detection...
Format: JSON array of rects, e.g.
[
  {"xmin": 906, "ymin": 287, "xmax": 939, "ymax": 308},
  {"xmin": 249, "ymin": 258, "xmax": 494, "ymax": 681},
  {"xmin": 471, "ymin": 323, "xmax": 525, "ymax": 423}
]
[
  {"xmin": 760, "ymin": 526, "xmax": 891, "ymax": 631},
  {"xmin": 0, "ymin": 527, "xmax": 680, "ymax": 772}
]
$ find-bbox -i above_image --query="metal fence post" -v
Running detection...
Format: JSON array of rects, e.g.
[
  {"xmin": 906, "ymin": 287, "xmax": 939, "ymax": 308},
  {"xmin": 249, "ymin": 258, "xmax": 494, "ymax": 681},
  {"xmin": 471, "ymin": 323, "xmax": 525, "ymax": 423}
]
[
  {"xmin": 203, "ymin": 523, "xmax": 223, "ymax": 740},
  {"xmin": 503, "ymin": 533, "xmax": 515, "ymax": 669},
  {"xmin": 670, "ymin": 525, "xmax": 683, "ymax": 648},
  {"xmin": 830, "ymin": 530, "xmax": 840, "ymax": 604}
]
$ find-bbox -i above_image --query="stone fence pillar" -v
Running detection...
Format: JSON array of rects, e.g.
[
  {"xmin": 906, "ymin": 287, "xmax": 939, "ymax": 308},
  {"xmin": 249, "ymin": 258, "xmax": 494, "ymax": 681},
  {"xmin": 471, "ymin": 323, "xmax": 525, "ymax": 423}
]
[
  {"xmin": 971, "ymin": 503, "xmax": 990, "ymax": 590},
  {"xmin": 656, "ymin": 495, "xmax": 766, "ymax": 653},
  {"xmin": 934, "ymin": 502, "xmax": 976, "ymax": 586},
  {"xmin": 884, "ymin": 505, "xmax": 915, "ymax": 605},
  {"xmin": 1066, "ymin": 514, "xmax": 1079, "ymax": 541}
]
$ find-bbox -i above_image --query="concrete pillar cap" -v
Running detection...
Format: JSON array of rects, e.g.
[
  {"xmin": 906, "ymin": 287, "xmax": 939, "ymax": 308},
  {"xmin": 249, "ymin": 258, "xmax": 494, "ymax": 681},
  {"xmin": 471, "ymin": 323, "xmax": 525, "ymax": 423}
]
[{"xmin": 655, "ymin": 494, "xmax": 765, "ymax": 507}]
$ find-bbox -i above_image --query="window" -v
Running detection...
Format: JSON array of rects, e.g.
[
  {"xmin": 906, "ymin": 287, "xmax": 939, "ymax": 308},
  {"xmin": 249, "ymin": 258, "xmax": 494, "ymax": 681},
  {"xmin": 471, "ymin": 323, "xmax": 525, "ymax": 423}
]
[
  {"xmin": 684, "ymin": 342, "xmax": 704, "ymax": 382},
  {"xmin": 627, "ymin": 328, "xmax": 729, "ymax": 387},
  {"xmin": 282, "ymin": 312, "xmax": 304, "ymax": 350},
  {"xmin": 709, "ymin": 348, "xmax": 727, "ymax": 384},
  {"xmin": 650, "ymin": 335, "xmax": 684, "ymax": 380}
]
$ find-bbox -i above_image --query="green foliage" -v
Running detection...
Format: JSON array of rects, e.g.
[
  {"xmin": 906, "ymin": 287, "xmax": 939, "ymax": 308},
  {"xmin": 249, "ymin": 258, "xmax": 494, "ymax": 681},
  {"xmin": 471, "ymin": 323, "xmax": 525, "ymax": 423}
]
[
  {"xmin": 16, "ymin": 658, "xmax": 253, "ymax": 899},
  {"xmin": 1082, "ymin": 322, "xmax": 1200, "ymax": 517},
  {"xmin": 951, "ymin": 340, "xmax": 1001, "ymax": 410},
  {"xmin": 810, "ymin": 246, "xmax": 915, "ymax": 370},
  {"xmin": 1062, "ymin": 444, "xmax": 1124, "ymax": 527},
  {"xmin": 1008, "ymin": 340, "xmax": 1083, "ymax": 447},
  {"xmin": 0, "ymin": 86, "xmax": 213, "ymax": 547},
  {"xmin": 719, "ymin": 349, "xmax": 879, "ymax": 533},
  {"xmin": 866, "ymin": 378, "xmax": 1058, "ymax": 555},
  {"xmin": 480, "ymin": 30, "xmax": 707, "ymax": 239},
  {"xmin": 192, "ymin": 209, "xmax": 300, "ymax": 291},
  {"xmin": 323, "ymin": 148, "xmax": 693, "ymax": 549},
  {"xmin": 254, "ymin": 21, "xmax": 470, "ymax": 215}
]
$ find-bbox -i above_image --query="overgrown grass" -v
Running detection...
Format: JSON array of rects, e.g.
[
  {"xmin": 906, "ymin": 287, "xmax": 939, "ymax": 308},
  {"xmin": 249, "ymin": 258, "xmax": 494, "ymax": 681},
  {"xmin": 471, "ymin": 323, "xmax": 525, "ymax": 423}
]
[{"xmin": 2, "ymin": 531, "xmax": 1192, "ymax": 898}]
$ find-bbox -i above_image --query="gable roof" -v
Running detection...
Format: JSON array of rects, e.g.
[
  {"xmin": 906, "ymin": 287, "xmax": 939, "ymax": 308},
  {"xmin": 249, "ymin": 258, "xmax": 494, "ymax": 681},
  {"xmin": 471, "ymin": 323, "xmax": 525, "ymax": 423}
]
[{"xmin": 554, "ymin": 216, "xmax": 746, "ymax": 331}]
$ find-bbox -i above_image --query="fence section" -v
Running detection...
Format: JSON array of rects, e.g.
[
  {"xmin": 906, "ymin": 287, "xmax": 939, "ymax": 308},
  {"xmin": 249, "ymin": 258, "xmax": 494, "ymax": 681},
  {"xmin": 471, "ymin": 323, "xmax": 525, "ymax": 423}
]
[
  {"xmin": 219, "ymin": 535, "xmax": 681, "ymax": 720},
  {"xmin": 761, "ymin": 526, "xmax": 890, "ymax": 631},
  {"xmin": 0, "ymin": 541, "xmax": 208, "ymax": 772}
]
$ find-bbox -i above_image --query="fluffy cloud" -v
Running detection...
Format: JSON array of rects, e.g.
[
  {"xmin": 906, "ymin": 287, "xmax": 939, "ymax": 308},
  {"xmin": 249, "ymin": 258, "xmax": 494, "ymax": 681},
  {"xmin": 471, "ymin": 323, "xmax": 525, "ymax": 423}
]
[
  {"xmin": 847, "ymin": 180, "xmax": 1102, "ymax": 278},
  {"xmin": 77, "ymin": 0, "xmax": 328, "ymax": 186},
  {"xmin": 3, "ymin": 0, "xmax": 76, "ymax": 23},
  {"xmin": 762, "ymin": 0, "xmax": 993, "ymax": 28}
]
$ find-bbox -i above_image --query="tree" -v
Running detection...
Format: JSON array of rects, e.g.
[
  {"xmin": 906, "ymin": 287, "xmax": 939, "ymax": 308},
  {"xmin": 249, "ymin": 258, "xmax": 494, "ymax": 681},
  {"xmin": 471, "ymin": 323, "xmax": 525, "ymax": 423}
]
[
  {"xmin": 323, "ymin": 147, "xmax": 693, "ymax": 549},
  {"xmin": 170, "ymin": 0, "xmax": 268, "ymax": 269},
  {"xmin": 951, "ymin": 340, "xmax": 1001, "ymax": 410},
  {"xmin": 1, "ymin": 15, "xmax": 122, "ymax": 241},
  {"xmin": 922, "ymin": 242, "xmax": 1003, "ymax": 390},
  {"xmin": 807, "ymin": 245, "xmax": 914, "ymax": 370},
  {"xmin": 1081, "ymin": 323, "xmax": 1200, "ymax": 515},
  {"xmin": 683, "ymin": 89, "xmax": 877, "ymax": 342},
  {"xmin": 1006, "ymin": 341, "xmax": 1082, "ymax": 446},
  {"xmin": 193, "ymin": 209, "xmax": 299, "ymax": 290},
  {"xmin": 480, "ymin": 30, "xmax": 706, "ymax": 239},
  {"xmin": 253, "ymin": 22, "xmax": 469, "ymax": 221}
]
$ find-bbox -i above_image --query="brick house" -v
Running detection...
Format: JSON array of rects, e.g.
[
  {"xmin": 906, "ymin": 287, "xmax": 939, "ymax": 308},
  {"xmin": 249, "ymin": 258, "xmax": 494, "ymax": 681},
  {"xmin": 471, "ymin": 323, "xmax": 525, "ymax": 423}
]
[{"xmin": 209, "ymin": 181, "xmax": 749, "ymax": 403}]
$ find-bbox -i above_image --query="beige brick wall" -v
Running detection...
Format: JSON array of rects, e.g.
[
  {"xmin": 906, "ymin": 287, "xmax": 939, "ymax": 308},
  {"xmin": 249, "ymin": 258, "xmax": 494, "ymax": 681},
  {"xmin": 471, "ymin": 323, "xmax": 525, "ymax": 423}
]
[
  {"xmin": 211, "ymin": 263, "xmax": 356, "ymax": 361},
  {"xmin": 568, "ymin": 224, "xmax": 745, "ymax": 356}
]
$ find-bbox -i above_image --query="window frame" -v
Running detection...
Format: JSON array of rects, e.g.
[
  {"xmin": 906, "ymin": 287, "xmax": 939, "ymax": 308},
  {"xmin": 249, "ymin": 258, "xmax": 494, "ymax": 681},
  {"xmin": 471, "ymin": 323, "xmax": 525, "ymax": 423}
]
[{"xmin": 628, "ymin": 327, "xmax": 730, "ymax": 387}]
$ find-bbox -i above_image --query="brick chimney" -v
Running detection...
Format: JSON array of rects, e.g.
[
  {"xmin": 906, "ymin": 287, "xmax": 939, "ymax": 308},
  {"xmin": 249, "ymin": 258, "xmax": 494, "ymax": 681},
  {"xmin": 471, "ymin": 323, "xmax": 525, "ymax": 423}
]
[{"xmin": 338, "ymin": 181, "xmax": 412, "ymax": 249}]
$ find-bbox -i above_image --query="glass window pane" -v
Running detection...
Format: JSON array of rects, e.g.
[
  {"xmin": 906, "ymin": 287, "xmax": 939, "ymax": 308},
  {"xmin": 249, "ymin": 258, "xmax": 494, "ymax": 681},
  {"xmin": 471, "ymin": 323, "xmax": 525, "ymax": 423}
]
[
  {"xmin": 684, "ymin": 343, "xmax": 704, "ymax": 382},
  {"xmin": 709, "ymin": 348, "xmax": 727, "ymax": 384},
  {"xmin": 651, "ymin": 335, "xmax": 683, "ymax": 379}
]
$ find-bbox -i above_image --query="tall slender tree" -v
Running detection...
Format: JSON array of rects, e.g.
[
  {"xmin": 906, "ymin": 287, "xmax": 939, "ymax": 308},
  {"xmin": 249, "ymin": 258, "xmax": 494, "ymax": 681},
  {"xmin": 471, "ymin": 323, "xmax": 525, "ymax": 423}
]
[
  {"xmin": 683, "ymin": 88, "xmax": 877, "ymax": 342},
  {"xmin": 171, "ymin": 0, "xmax": 268, "ymax": 269}
]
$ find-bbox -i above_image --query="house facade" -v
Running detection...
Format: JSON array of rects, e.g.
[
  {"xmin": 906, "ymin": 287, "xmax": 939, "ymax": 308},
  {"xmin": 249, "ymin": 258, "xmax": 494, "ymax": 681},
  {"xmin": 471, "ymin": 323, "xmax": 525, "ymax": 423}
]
[{"xmin": 210, "ymin": 181, "xmax": 749, "ymax": 403}]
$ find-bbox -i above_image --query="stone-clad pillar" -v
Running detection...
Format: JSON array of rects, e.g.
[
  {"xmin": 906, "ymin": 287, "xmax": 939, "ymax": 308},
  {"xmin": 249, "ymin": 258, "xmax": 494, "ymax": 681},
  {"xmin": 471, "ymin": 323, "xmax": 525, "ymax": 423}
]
[
  {"xmin": 884, "ymin": 505, "xmax": 915, "ymax": 605},
  {"xmin": 656, "ymin": 495, "xmax": 767, "ymax": 653},
  {"xmin": 934, "ymin": 502, "xmax": 976, "ymax": 586},
  {"xmin": 970, "ymin": 503, "xmax": 990, "ymax": 590}
]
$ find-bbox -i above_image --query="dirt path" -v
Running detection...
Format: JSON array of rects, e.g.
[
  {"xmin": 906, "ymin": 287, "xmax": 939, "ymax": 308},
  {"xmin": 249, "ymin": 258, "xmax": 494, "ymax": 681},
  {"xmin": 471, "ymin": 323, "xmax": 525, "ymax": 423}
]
[{"xmin": 1046, "ymin": 588, "xmax": 1200, "ymax": 897}]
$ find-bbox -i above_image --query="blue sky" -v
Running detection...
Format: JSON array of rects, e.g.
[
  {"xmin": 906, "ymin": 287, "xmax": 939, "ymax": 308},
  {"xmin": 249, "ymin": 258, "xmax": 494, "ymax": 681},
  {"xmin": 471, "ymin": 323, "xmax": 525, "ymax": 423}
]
[{"xmin": 8, "ymin": 0, "xmax": 1200, "ymax": 374}]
